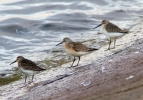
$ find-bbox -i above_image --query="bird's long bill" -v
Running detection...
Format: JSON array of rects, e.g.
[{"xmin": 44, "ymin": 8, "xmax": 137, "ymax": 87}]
[
  {"xmin": 10, "ymin": 60, "xmax": 17, "ymax": 65},
  {"xmin": 56, "ymin": 41, "xmax": 63, "ymax": 46},
  {"xmin": 93, "ymin": 24, "xmax": 102, "ymax": 29}
]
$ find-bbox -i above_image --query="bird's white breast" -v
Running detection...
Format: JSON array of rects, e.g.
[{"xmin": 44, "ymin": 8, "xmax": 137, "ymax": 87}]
[
  {"xmin": 102, "ymin": 27, "xmax": 124, "ymax": 38},
  {"xmin": 19, "ymin": 67, "xmax": 37, "ymax": 76}
]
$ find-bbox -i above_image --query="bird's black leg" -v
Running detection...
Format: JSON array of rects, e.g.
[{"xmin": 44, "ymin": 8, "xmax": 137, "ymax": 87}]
[
  {"xmin": 25, "ymin": 75, "xmax": 27, "ymax": 84},
  {"xmin": 31, "ymin": 75, "xmax": 34, "ymax": 83},
  {"xmin": 75, "ymin": 56, "xmax": 80, "ymax": 67},
  {"xmin": 107, "ymin": 38, "xmax": 112, "ymax": 50},
  {"xmin": 113, "ymin": 39, "xmax": 116, "ymax": 49},
  {"xmin": 70, "ymin": 56, "xmax": 76, "ymax": 67}
]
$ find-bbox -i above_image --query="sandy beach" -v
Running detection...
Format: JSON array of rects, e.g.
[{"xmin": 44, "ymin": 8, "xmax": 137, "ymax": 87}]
[{"xmin": 0, "ymin": 17, "xmax": 143, "ymax": 100}]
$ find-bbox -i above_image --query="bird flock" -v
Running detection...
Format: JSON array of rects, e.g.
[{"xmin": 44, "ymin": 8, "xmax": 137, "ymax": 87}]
[{"xmin": 10, "ymin": 20, "xmax": 129, "ymax": 84}]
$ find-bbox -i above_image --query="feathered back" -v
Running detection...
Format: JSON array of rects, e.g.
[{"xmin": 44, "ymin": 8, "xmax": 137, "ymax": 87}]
[
  {"xmin": 71, "ymin": 42, "xmax": 98, "ymax": 52},
  {"xmin": 18, "ymin": 59, "xmax": 46, "ymax": 71}
]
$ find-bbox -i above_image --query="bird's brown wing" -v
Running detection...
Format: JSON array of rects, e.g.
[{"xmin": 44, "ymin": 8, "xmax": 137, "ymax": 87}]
[
  {"xmin": 20, "ymin": 59, "xmax": 45, "ymax": 71},
  {"xmin": 106, "ymin": 22, "xmax": 122, "ymax": 33},
  {"xmin": 72, "ymin": 42, "xmax": 95, "ymax": 52}
]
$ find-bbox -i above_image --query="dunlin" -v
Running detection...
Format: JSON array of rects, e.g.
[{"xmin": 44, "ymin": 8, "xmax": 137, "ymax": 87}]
[
  {"xmin": 10, "ymin": 56, "xmax": 46, "ymax": 83},
  {"xmin": 94, "ymin": 20, "xmax": 129, "ymax": 50},
  {"xmin": 56, "ymin": 37, "xmax": 98, "ymax": 67}
]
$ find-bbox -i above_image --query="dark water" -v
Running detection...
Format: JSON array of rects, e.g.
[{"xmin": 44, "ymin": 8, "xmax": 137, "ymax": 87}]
[{"xmin": 0, "ymin": 0, "xmax": 142, "ymax": 85}]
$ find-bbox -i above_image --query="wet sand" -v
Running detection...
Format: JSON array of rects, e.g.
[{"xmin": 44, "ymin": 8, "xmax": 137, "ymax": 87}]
[{"xmin": 1, "ymin": 18, "xmax": 143, "ymax": 100}]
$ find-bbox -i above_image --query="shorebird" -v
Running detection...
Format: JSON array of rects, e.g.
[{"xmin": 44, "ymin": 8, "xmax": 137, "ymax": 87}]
[
  {"xmin": 93, "ymin": 20, "xmax": 129, "ymax": 50},
  {"xmin": 10, "ymin": 56, "xmax": 46, "ymax": 84},
  {"xmin": 56, "ymin": 37, "xmax": 98, "ymax": 67}
]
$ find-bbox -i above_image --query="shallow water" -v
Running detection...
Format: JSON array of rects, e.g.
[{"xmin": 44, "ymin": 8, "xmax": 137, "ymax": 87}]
[{"xmin": 0, "ymin": 0, "xmax": 143, "ymax": 85}]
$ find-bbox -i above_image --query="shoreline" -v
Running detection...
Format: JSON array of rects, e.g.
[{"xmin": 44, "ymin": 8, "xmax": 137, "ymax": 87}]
[{"xmin": 1, "ymin": 18, "xmax": 143, "ymax": 100}]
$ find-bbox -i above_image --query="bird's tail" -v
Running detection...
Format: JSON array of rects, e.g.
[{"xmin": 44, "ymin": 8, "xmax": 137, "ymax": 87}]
[
  {"xmin": 88, "ymin": 48, "xmax": 98, "ymax": 51},
  {"xmin": 41, "ymin": 68, "xmax": 46, "ymax": 70},
  {"xmin": 120, "ymin": 29, "xmax": 130, "ymax": 34},
  {"xmin": 35, "ymin": 66, "xmax": 46, "ymax": 71}
]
